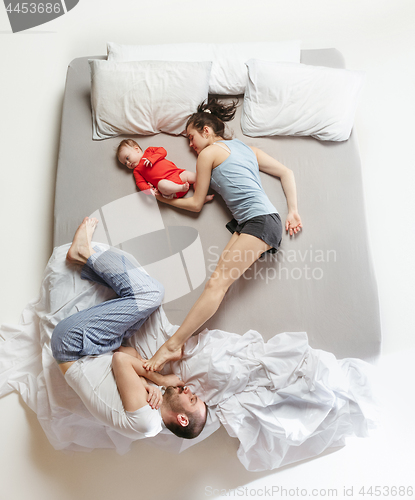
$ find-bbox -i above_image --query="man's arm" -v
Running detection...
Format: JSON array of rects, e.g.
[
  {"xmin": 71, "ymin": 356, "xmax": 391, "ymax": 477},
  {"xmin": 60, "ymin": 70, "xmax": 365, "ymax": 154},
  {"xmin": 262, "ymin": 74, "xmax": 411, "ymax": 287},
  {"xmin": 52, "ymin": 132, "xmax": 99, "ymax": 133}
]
[
  {"xmin": 115, "ymin": 347, "xmax": 182, "ymax": 388},
  {"xmin": 112, "ymin": 351, "xmax": 162, "ymax": 411}
]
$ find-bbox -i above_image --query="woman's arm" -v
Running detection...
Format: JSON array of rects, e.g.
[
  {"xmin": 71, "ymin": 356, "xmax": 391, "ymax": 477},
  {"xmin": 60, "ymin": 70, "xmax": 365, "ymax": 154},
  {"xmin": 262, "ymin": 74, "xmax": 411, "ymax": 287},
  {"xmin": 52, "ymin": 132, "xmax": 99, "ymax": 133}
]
[
  {"xmin": 154, "ymin": 148, "xmax": 215, "ymax": 212},
  {"xmin": 252, "ymin": 146, "xmax": 302, "ymax": 235}
]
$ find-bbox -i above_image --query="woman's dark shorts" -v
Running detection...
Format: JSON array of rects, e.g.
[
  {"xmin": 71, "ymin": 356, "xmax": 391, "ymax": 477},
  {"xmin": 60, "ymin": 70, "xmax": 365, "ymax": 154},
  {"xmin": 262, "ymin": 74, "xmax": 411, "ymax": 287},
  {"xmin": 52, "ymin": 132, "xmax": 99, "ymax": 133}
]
[{"xmin": 225, "ymin": 213, "xmax": 282, "ymax": 253}]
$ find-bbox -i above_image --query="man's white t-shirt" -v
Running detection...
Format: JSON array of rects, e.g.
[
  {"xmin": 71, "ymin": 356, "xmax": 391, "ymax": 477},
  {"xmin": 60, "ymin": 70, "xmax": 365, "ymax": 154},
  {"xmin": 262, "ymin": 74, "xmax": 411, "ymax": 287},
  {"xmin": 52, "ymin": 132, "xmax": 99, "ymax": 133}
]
[{"xmin": 65, "ymin": 352, "xmax": 163, "ymax": 439}]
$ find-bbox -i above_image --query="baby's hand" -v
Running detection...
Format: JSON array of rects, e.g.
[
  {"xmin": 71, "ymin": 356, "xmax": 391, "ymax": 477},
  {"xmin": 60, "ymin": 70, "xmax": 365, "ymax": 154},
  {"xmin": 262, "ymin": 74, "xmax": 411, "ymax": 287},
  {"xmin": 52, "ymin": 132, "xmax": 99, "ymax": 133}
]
[
  {"xmin": 204, "ymin": 194, "xmax": 215, "ymax": 204},
  {"xmin": 144, "ymin": 184, "xmax": 159, "ymax": 197},
  {"xmin": 143, "ymin": 158, "xmax": 152, "ymax": 168}
]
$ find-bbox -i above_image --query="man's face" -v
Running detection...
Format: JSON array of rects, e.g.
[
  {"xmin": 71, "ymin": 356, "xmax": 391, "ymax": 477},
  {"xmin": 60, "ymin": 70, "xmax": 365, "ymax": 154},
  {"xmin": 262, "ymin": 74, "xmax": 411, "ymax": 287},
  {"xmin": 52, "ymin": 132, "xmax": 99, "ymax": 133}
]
[{"xmin": 164, "ymin": 385, "xmax": 206, "ymax": 419}]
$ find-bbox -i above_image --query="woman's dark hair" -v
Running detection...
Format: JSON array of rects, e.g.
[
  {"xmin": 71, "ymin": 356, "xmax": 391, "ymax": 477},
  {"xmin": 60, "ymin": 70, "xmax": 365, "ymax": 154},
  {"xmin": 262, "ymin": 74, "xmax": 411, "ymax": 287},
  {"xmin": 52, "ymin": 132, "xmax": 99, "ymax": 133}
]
[{"xmin": 186, "ymin": 97, "xmax": 238, "ymax": 139}]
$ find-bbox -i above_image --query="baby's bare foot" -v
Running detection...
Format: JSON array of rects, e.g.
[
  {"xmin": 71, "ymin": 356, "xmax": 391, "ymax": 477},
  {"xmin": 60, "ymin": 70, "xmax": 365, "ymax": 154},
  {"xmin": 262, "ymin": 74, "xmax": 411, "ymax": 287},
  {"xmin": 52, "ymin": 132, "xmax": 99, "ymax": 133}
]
[
  {"xmin": 66, "ymin": 217, "xmax": 98, "ymax": 265},
  {"xmin": 180, "ymin": 182, "xmax": 190, "ymax": 192}
]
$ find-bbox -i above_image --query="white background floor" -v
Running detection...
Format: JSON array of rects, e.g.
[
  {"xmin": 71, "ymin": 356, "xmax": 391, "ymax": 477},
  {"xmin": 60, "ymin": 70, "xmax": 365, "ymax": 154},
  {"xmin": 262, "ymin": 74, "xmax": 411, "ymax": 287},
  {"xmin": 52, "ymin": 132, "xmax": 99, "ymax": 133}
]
[{"xmin": 1, "ymin": 1, "xmax": 414, "ymax": 499}]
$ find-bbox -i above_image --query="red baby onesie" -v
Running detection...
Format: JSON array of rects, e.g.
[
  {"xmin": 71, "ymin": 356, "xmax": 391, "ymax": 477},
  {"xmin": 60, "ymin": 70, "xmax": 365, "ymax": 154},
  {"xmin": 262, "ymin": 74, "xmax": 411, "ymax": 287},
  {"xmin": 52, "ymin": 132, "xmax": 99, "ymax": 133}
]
[{"xmin": 133, "ymin": 147, "xmax": 189, "ymax": 198}]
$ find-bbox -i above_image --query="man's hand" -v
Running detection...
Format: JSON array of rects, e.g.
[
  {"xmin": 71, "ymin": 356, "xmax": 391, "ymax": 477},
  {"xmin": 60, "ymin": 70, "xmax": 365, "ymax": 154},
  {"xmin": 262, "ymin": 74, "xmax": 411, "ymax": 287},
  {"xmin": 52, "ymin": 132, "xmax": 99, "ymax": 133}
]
[
  {"xmin": 285, "ymin": 211, "xmax": 302, "ymax": 236},
  {"xmin": 162, "ymin": 374, "xmax": 183, "ymax": 388},
  {"xmin": 145, "ymin": 384, "xmax": 163, "ymax": 409}
]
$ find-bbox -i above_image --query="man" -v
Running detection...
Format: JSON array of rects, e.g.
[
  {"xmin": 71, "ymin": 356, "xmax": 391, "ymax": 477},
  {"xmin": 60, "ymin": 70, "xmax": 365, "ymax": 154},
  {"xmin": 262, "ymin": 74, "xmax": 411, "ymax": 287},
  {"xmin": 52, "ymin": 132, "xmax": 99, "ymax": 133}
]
[{"xmin": 51, "ymin": 217, "xmax": 207, "ymax": 439}]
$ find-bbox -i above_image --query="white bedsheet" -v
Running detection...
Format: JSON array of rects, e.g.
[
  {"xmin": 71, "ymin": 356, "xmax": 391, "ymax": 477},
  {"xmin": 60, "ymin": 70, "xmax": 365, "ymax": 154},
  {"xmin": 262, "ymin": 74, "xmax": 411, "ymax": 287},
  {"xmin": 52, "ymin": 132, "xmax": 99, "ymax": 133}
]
[{"xmin": 0, "ymin": 244, "xmax": 377, "ymax": 471}]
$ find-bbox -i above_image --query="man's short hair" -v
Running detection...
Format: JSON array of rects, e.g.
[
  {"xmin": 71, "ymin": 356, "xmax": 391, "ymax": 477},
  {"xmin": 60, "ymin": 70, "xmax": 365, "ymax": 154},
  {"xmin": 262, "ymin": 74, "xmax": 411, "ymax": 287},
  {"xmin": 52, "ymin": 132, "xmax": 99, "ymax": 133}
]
[{"xmin": 165, "ymin": 402, "xmax": 208, "ymax": 439}]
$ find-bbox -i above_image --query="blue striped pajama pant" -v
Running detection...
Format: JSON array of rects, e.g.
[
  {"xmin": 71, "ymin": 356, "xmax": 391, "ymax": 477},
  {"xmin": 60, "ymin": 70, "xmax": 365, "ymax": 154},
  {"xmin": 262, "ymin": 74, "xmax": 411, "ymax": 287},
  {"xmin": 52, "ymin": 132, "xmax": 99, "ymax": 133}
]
[{"xmin": 51, "ymin": 248, "xmax": 164, "ymax": 363}]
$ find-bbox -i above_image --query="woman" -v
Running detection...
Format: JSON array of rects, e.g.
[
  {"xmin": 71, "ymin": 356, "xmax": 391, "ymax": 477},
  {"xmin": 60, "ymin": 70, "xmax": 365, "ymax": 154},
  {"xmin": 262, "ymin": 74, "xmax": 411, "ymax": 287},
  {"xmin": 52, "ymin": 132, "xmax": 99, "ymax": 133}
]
[{"xmin": 144, "ymin": 98, "xmax": 302, "ymax": 371}]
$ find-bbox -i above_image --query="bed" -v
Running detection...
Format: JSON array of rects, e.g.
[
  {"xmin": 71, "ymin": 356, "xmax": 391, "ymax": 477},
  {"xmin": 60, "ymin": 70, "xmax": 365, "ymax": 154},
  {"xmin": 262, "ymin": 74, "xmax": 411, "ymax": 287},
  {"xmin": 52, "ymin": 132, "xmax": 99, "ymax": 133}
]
[
  {"xmin": 0, "ymin": 242, "xmax": 378, "ymax": 470},
  {"xmin": 0, "ymin": 42, "xmax": 381, "ymax": 470},
  {"xmin": 54, "ymin": 46, "xmax": 381, "ymax": 361}
]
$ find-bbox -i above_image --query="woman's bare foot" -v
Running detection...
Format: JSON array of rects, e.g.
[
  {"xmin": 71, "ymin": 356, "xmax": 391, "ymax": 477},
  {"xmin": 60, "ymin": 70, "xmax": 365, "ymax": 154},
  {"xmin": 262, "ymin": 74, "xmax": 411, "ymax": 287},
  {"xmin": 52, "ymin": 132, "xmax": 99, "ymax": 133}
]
[
  {"xmin": 143, "ymin": 341, "xmax": 183, "ymax": 372},
  {"xmin": 66, "ymin": 217, "xmax": 99, "ymax": 265}
]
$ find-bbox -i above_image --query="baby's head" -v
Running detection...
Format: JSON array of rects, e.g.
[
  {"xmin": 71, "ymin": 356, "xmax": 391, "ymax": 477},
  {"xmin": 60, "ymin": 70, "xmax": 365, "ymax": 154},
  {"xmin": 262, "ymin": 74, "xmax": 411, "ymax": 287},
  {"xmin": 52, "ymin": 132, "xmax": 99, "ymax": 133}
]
[{"xmin": 117, "ymin": 139, "xmax": 143, "ymax": 170}]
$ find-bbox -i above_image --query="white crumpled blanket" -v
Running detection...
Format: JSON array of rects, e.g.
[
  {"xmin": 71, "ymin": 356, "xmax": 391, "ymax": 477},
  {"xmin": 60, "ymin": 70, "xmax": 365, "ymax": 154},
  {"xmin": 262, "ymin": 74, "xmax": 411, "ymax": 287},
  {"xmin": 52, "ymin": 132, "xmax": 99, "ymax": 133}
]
[{"xmin": 0, "ymin": 244, "xmax": 377, "ymax": 471}]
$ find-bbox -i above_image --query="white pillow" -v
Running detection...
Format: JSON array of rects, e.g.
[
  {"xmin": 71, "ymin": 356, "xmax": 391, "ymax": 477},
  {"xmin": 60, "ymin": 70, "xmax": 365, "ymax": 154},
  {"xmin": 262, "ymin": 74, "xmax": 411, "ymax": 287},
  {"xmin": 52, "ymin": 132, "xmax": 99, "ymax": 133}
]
[
  {"xmin": 241, "ymin": 59, "xmax": 365, "ymax": 141},
  {"xmin": 89, "ymin": 59, "xmax": 212, "ymax": 140},
  {"xmin": 107, "ymin": 41, "xmax": 301, "ymax": 95}
]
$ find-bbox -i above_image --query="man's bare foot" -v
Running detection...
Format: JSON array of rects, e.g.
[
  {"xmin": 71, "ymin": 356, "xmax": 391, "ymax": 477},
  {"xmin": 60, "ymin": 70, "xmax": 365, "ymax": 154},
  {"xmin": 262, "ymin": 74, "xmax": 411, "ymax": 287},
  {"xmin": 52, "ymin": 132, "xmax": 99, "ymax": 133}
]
[
  {"xmin": 143, "ymin": 342, "xmax": 183, "ymax": 372},
  {"xmin": 66, "ymin": 217, "xmax": 99, "ymax": 265}
]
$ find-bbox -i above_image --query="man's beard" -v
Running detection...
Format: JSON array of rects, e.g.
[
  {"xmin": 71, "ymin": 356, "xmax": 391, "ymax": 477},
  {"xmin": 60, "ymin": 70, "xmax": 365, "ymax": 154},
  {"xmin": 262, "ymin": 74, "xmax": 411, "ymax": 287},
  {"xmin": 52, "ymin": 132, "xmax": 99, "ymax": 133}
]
[{"xmin": 163, "ymin": 386, "xmax": 185, "ymax": 412}]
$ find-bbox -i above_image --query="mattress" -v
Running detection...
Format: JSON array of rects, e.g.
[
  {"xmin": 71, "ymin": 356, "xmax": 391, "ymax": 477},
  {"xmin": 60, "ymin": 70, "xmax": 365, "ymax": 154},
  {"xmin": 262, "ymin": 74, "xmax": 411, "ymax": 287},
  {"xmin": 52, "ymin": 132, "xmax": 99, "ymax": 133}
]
[{"xmin": 54, "ymin": 48, "xmax": 381, "ymax": 361}]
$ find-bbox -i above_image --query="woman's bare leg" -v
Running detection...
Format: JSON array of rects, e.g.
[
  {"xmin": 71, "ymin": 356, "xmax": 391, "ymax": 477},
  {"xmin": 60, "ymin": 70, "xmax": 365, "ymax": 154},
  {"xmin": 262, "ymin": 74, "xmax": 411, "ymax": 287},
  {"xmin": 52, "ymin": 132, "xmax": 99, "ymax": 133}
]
[
  {"xmin": 66, "ymin": 217, "xmax": 99, "ymax": 265},
  {"xmin": 143, "ymin": 233, "xmax": 271, "ymax": 371}
]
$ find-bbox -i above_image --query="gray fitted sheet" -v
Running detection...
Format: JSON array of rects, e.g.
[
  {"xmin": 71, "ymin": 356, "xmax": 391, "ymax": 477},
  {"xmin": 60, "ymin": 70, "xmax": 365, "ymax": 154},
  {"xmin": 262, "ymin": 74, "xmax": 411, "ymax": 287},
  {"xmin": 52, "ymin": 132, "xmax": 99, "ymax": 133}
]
[{"xmin": 54, "ymin": 49, "xmax": 381, "ymax": 361}]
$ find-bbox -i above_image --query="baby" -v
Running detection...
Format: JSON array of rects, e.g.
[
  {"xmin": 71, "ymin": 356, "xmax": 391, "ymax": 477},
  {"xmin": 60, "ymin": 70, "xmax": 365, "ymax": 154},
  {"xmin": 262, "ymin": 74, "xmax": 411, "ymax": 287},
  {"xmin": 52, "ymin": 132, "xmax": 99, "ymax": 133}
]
[{"xmin": 117, "ymin": 139, "xmax": 196, "ymax": 199}]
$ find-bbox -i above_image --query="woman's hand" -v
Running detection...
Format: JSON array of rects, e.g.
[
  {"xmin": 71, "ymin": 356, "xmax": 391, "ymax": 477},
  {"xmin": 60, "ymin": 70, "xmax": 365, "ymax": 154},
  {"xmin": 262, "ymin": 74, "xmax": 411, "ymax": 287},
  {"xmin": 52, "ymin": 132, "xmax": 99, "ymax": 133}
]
[
  {"xmin": 285, "ymin": 212, "xmax": 302, "ymax": 236},
  {"xmin": 145, "ymin": 385, "xmax": 163, "ymax": 410}
]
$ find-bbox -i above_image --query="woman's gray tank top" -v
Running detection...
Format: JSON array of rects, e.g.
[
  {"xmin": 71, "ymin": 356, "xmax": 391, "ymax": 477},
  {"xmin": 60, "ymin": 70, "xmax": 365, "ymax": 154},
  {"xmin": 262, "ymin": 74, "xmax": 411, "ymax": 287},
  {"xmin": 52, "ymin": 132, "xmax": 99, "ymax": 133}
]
[{"xmin": 210, "ymin": 139, "xmax": 277, "ymax": 224}]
